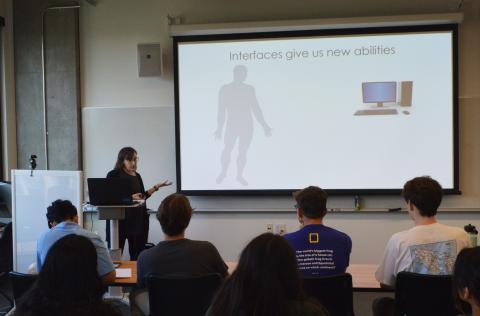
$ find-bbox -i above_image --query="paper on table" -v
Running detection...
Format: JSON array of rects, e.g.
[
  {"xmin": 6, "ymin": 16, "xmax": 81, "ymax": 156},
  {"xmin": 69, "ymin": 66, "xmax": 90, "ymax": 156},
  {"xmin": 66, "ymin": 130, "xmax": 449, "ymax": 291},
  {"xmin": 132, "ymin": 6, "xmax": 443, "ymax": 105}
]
[{"xmin": 115, "ymin": 268, "xmax": 132, "ymax": 278}]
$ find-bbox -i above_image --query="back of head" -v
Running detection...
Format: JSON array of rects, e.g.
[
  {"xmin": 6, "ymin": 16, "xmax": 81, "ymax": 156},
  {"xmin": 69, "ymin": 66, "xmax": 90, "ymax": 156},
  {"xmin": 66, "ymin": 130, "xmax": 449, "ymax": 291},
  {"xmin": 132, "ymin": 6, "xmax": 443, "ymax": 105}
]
[
  {"xmin": 156, "ymin": 193, "xmax": 192, "ymax": 236},
  {"xmin": 17, "ymin": 234, "xmax": 105, "ymax": 315},
  {"xmin": 454, "ymin": 247, "xmax": 480, "ymax": 311},
  {"xmin": 46, "ymin": 199, "xmax": 77, "ymax": 225},
  {"xmin": 39, "ymin": 234, "xmax": 104, "ymax": 301},
  {"xmin": 402, "ymin": 176, "xmax": 442, "ymax": 217},
  {"xmin": 209, "ymin": 233, "xmax": 303, "ymax": 316},
  {"xmin": 294, "ymin": 186, "xmax": 328, "ymax": 219}
]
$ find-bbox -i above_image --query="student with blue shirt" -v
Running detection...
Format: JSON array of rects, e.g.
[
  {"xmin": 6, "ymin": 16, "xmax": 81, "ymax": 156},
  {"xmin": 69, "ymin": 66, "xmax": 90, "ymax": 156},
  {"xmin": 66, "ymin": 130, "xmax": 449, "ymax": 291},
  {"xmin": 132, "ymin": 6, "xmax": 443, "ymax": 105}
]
[
  {"xmin": 283, "ymin": 186, "xmax": 352, "ymax": 277},
  {"xmin": 36, "ymin": 199, "xmax": 116, "ymax": 284}
]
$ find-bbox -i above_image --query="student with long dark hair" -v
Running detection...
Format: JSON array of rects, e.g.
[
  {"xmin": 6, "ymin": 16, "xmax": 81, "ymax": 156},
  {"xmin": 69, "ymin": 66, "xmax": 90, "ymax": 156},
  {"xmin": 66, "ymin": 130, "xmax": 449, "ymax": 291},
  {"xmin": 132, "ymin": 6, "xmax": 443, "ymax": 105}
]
[
  {"xmin": 16, "ymin": 234, "xmax": 120, "ymax": 316},
  {"xmin": 453, "ymin": 246, "xmax": 480, "ymax": 316},
  {"xmin": 107, "ymin": 146, "xmax": 171, "ymax": 260},
  {"xmin": 207, "ymin": 233, "xmax": 326, "ymax": 316}
]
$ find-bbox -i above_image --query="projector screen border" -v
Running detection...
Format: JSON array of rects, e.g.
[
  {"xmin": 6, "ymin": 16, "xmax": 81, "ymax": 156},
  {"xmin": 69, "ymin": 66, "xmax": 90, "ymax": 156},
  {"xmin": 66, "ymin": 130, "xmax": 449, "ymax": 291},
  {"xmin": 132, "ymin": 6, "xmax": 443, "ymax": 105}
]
[{"xmin": 174, "ymin": 23, "xmax": 459, "ymax": 196}]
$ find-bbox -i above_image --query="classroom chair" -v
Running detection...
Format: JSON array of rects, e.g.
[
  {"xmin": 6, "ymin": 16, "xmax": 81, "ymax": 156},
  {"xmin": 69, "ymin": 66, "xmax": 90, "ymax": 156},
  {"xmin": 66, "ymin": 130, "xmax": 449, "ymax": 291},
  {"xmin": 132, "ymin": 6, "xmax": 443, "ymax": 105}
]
[
  {"xmin": 394, "ymin": 271, "xmax": 463, "ymax": 316},
  {"xmin": 0, "ymin": 223, "xmax": 12, "ymax": 275},
  {"xmin": 0, "ymin": 223, "xmax": 13, "ymax": 313},
  {"xmin": 8, "ymin": 272, "xmax": 37, "ymax": 303},
  {"xmin": 303, "ymin": 273, "xmax": 355, "ymax": 316},
  {"xmin": 146, "ymin": 273, "xmax": 222, "ymax": 316}
]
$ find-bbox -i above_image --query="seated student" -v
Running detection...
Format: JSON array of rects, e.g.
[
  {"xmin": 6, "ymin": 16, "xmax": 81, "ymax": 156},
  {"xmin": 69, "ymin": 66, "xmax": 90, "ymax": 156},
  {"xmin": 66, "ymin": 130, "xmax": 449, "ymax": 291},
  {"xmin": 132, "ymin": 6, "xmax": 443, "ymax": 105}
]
[
  {"xmin": 36, "ymin": 199, "xmax": 115, "ymax": 284},
  {"xmin": 283, "ymin": 186, "xmax": 352, "ymax": 277},
  {"xmin": 207, "ymin": 233, "xmax": 327, "ymax": 316},
  {"xmin": 133, "ymin": 193, "xmax": 227, "ymax": 315},
  {"xmin": 372, "ymin": 176, "xmax": 470, "ymax": 316},
  {"xmin": 16, "ymin": 234, "xmax": 121, "ymax": 316},
  {"xmin": 453, "ymin": 247, "xmax": 480, "ymax": 316},
  {"xmin": 375, "ymin": 176, "xmax": 469, "ymax": 288}
]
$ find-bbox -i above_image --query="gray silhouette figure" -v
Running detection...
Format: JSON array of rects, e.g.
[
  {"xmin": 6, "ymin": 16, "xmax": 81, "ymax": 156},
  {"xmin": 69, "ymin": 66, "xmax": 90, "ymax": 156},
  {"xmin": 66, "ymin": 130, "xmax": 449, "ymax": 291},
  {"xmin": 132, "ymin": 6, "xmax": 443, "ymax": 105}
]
[{"xmin": 214, "ymin": 65, "xmax": 272, "ymax": 186}]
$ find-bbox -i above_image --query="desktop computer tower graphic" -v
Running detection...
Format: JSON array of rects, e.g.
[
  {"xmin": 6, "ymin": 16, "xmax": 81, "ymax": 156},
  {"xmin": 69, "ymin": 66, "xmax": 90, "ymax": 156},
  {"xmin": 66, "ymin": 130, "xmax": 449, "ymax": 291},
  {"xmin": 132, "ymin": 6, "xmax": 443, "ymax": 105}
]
[{"xmin": 398, "ymin": 81, "xmax": 413, "ymax": 107}]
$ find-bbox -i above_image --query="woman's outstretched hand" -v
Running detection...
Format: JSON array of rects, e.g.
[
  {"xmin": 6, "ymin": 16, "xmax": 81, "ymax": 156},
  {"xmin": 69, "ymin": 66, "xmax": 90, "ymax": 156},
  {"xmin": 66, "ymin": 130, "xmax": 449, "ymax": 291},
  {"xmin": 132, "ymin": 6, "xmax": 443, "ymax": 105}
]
[{"xmin": 154, "ymin": 180, "xmax": 173, "ymax": 191}]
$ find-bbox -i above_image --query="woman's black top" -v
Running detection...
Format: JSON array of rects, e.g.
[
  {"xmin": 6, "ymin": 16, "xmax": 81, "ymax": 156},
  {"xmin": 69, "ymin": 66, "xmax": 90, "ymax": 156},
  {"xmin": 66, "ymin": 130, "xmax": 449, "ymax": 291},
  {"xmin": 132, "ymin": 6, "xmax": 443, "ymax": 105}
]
[{"xmin": 106, "ymin": 169, "xmax": 150, "ymax": 235}]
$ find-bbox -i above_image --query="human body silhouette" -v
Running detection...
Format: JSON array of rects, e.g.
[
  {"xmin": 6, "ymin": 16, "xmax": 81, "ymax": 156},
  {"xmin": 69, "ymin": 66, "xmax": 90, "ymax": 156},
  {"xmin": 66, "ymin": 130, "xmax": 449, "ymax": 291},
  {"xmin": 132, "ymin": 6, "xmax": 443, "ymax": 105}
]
[{"xmin": 214, "ymin": 65, "xmax": 271, "ymax": 185}]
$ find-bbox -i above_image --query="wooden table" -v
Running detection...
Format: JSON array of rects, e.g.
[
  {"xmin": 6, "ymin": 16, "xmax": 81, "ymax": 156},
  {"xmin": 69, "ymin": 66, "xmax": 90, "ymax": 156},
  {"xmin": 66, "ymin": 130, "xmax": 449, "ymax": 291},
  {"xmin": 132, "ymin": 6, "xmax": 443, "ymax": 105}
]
[
  {"xmin": 114, "ymin": 261, "xmax": 383, "ymax": 291},
  {"xmin": 112, "ymin": 260, "xmax": 137, "ymax": 286},
  {"xmin": 227, "ymin": 262, "xmax": 382, "ymax": 291},
  {"xmin": 346, "ymin": 264, "xmax": 384, "ymax": 291}
]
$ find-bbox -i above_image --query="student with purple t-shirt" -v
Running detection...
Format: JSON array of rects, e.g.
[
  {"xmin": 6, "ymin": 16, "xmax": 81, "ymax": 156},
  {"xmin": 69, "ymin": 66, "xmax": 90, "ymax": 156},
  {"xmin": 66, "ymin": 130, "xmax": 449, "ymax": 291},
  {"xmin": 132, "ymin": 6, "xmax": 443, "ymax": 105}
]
[{"xmin": 283, "ymin": 186, "xmax": 352, "ymax": 277}]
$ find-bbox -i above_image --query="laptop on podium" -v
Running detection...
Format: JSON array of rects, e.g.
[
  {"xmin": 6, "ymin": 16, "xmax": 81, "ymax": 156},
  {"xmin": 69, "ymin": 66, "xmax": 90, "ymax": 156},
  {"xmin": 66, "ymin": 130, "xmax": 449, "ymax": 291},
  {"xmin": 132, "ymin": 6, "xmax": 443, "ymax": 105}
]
[{"xmin": 87, "ymin": 178, "xmax": 134, "ymax": 206}]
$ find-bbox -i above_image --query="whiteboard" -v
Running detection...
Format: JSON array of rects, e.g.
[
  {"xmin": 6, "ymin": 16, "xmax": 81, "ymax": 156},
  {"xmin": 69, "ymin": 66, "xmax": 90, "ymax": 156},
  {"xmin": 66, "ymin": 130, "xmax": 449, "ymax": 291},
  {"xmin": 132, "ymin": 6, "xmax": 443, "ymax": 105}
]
[
  {"xmin": 12, "ymin": 170, "xmax": 82, "ymax": 273},
  {"xmin": 82, "ymin": 106, "xmax": 177, "ymax": 211}
]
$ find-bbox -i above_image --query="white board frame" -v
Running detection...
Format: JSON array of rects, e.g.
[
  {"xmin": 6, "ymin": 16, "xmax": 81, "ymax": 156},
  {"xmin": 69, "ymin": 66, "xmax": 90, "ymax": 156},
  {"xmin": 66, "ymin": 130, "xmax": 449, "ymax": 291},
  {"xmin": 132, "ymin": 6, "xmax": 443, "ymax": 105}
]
[{"xmin": 12, "ymin": 170, "xmax": 82, "ymax": 273}]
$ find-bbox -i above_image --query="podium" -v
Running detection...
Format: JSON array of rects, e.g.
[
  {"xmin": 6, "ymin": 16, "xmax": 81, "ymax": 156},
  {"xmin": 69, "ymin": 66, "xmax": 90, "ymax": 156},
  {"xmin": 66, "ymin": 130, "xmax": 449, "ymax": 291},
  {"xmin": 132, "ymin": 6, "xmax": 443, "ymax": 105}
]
[
  {"xmin": 94, "ymin": 202, "xmax": 144, "ymax": 260},
  {"xmin": 88, "ymin": 202, "xmax": 143, "ymax": 297}
]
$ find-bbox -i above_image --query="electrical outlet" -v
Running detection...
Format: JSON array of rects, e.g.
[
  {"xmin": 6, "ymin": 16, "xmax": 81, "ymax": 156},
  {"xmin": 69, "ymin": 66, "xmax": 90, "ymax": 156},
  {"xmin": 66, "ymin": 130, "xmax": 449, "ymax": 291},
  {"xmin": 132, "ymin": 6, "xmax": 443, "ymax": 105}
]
[
  {"xmin": 275, "ymin": 224, "xmax": 287, "ymax": 235},
  {"xmin": 266, "ymin": 223, "xmax": 273, "ymax": 233}
]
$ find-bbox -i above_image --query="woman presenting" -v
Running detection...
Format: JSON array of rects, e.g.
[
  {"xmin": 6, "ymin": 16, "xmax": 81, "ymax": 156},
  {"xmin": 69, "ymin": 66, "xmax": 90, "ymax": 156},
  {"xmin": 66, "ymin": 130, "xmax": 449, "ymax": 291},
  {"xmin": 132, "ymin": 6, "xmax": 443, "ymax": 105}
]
[{"xmin": 106, "ymin": 147, "xmax": 171, "ymax": 260}]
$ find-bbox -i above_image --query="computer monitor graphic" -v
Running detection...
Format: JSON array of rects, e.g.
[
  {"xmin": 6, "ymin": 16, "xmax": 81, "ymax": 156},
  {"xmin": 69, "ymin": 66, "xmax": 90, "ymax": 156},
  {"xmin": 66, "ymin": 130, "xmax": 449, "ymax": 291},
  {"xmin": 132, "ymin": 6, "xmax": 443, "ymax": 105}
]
[{"xmin": 362, "ymin": 81, "xmax": 397, "ymax": 107}]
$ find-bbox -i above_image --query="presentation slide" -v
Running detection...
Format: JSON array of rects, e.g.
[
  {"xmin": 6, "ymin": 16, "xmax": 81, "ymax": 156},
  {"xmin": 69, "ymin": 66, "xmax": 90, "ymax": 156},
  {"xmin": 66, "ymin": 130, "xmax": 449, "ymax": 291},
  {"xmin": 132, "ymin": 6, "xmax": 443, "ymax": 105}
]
[{"xmin": 175, "ymin": 27, "xmax": 456, "ymax": 192}]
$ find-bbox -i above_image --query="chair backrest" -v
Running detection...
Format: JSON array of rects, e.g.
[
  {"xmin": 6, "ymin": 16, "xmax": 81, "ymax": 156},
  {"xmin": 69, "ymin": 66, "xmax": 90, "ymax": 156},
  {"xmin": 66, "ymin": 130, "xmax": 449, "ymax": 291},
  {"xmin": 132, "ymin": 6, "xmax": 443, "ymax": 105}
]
[
  {"xmin": 303, "ymin": 273, "xmax": 355, "ymax": 316},
  {"xmin": 394, "ymin": 271, "xmax": 459, "ymax": 316},
  {"xmin": 8, "ymin": 271, "xmax": 37, "ymax": 302},
  {"xmin": 0, "ymin": 222, "xmax": 13, "ymax": 273},
  {"xmin": 146, "ymin": 273, "xmax": 222, "ymax": 316},
  {"xmin": 0, "ymin": 182, "xmax": 12, "ymax": 218}
]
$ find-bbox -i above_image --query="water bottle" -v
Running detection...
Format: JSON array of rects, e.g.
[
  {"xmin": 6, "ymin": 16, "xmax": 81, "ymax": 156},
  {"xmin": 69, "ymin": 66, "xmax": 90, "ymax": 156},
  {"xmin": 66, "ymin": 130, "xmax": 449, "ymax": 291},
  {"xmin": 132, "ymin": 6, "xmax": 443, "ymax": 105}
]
[
  {"xmin": 464, "ymin": 224, "xmax": 478, "ymax": 247},
  {"xmin": 354, "ymin": 196, "xmax": 361, "ymax": 211}
]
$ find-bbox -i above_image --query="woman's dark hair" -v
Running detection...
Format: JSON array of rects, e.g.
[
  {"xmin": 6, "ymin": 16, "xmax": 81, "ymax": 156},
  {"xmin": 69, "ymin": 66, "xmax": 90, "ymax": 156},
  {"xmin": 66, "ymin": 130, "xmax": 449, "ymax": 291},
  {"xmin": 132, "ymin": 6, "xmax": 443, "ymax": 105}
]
[
  {"xmin": 208, "ymin": 233, "xmax": 306, "ymax": 316},
  {"xmin": 156, "ymin": 193, "xmax": 193, "ymax": 236},
  {"xmin": 114, "ymin": 146, "xmax": 137, "ymax": 170},
  {"xmin": 453, "ymin": 247, "xmax": 480, "ymax": 314},
  {"xmin": 16, "ymin": 234, "xmax": 119, "ymax": 316}
]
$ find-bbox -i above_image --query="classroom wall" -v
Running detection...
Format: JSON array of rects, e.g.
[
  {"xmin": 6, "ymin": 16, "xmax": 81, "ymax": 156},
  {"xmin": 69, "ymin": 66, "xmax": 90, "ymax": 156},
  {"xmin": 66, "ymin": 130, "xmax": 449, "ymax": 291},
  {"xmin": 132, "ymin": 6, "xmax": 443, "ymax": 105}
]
[
  {"xmin": 79, "ymin": 0, "xmax": 480, "ymax": 263},
  {"xmin": 13, "ymin": 0, "xmax": 82, "ymax": 170},
  {"xmin": 0, "ymin": 0, "xmax": 17, "ymax": 179}
]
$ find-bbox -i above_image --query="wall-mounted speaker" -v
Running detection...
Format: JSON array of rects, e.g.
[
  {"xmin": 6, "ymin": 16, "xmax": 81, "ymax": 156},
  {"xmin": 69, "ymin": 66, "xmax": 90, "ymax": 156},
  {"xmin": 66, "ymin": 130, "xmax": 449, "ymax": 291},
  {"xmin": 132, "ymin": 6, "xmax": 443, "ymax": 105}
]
[{"xmin": 137, "ymin": 43, "xmax": 162, "ymax": 77}]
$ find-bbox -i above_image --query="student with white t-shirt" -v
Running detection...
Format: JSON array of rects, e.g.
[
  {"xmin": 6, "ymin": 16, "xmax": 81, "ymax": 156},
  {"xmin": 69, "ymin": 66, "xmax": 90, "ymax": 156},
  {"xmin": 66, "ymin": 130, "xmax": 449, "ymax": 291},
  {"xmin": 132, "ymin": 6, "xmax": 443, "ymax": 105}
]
[{"xmin": 373, "ymin": 176, "xmax": 469, "ymax": 316}]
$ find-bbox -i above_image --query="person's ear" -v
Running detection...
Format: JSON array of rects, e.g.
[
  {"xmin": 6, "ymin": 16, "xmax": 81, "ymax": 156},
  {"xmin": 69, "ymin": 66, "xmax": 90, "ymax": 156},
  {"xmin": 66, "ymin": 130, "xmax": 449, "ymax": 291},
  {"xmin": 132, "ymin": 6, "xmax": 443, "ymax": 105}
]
[
  {"xmin": 458, "ymin": 287, "xmax": 470, "ymax": 301},
  {"xmin": 73, "ymin": 214, "xmax": 79, "ymax": 224},
  {"xmin": 296, "ymin": 208, "xmax": 304, "ymax": 224},
  {"xmin": 407, "ymin": 201, "xmax": 414, "ymax": 212}
]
